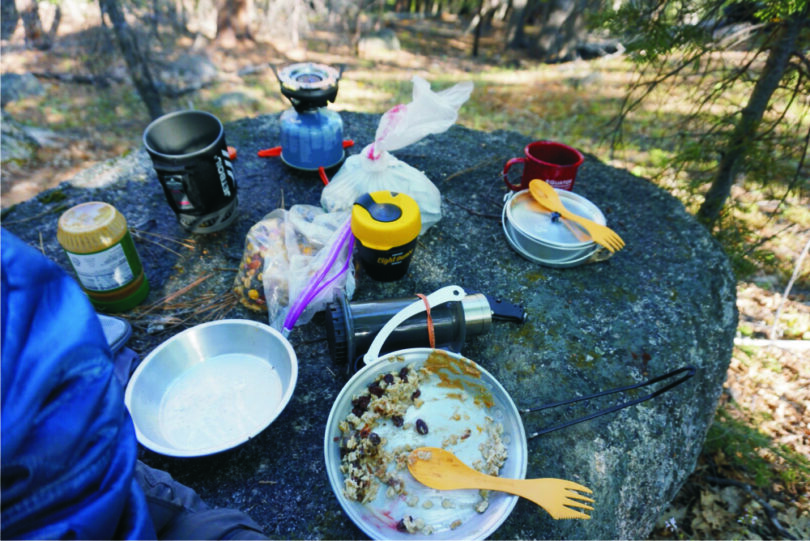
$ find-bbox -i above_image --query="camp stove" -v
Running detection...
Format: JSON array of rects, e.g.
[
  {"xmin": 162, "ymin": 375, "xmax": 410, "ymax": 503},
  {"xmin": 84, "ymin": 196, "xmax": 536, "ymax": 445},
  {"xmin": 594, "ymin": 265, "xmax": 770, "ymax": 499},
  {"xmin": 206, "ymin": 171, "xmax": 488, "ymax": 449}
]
[{"xmin": 258, "ymin": 63, "xmax": 351, "ymax": 179}]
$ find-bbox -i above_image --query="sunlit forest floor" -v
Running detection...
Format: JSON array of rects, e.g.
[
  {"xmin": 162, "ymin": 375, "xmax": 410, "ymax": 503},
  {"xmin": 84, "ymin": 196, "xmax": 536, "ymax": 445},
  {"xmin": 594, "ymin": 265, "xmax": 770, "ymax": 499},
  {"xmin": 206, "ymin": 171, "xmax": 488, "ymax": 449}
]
[{"xmin": 1, "ymin": 8, "xmax": 808, "ymax": 539}]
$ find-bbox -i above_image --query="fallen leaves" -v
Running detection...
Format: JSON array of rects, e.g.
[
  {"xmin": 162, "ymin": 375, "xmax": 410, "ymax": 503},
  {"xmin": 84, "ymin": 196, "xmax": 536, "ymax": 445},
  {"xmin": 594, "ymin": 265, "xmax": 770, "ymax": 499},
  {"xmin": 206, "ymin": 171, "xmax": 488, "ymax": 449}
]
[{"xmin": 650, "ymin": 325, "xmax": 809, "ymax": 539}]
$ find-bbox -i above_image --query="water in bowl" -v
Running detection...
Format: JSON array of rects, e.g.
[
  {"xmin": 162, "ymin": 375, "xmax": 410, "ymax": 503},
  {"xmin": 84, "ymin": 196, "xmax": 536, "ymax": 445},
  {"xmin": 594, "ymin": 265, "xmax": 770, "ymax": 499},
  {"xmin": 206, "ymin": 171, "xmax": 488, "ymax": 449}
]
[{"xmin": 158, "ymin": 353, "xmax": 284, "ymax": 452}]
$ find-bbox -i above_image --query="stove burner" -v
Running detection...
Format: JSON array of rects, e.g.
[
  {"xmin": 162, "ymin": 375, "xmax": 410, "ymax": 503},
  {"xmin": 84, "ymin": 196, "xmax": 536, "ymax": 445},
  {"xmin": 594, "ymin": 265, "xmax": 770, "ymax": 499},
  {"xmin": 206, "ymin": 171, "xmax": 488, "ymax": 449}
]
[
  {"xmin": 295, "ymin": 73, "xmax": 324, "ymax": 85},
  {"xmin": 275, "ymin": 62, "xmax": 342, "ymax": 112}
]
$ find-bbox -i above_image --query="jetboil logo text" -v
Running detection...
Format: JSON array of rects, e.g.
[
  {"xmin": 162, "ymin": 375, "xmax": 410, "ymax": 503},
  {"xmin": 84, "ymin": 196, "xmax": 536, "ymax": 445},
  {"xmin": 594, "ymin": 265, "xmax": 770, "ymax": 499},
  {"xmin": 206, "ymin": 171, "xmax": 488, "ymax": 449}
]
[
  {"xmin": 215, "ymin": 149, "xmax": 235, "ymax": 197},
  {"xmin": 376, "ymin": 249, "xmax": 414, "ymax": 265}
]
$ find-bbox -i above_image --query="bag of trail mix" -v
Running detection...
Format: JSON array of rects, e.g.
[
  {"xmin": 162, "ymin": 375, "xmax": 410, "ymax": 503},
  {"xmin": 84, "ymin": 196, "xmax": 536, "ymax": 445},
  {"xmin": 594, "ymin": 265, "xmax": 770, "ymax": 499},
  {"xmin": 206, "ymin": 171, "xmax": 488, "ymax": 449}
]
[{"xmin": 233, "ymin": 205, "xmax": 354, "ymax": 329}]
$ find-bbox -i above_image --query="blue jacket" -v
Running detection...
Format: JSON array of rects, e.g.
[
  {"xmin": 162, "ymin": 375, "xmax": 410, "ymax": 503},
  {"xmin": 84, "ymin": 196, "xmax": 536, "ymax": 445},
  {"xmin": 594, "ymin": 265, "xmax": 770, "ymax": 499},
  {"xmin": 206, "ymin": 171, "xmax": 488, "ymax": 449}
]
[{"xmin": 1, "ymin": 229, "xmax": 156, "ymax": 539}]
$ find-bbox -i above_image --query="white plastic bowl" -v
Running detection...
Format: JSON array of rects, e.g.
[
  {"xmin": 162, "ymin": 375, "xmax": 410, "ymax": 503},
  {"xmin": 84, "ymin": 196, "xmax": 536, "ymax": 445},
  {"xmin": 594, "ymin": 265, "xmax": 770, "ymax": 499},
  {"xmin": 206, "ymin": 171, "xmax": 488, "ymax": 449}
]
[{"xmin": 124, "ymin": 319, "xmax": 298, "ymax": 457}]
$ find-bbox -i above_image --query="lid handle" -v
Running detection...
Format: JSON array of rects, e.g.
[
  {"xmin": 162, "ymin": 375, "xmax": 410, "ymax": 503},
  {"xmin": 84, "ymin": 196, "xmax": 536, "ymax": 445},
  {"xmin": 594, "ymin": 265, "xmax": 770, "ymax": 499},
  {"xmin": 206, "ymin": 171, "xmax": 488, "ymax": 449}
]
[
  {"xmin": 485, "ymin": 295, "xmax": 527, "ymax": 323},
  {"xmin": 362, "ymin": 285, "xmax": 466, "ymax": 367}
]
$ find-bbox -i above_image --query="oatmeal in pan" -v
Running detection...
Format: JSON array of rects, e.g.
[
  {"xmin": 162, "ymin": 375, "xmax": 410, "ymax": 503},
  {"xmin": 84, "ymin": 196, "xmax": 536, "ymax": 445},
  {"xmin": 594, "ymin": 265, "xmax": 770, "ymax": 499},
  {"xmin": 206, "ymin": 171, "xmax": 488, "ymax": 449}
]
[{"xmin": 337, "ymin": 351, "xmax": 508, "ymax": 535}]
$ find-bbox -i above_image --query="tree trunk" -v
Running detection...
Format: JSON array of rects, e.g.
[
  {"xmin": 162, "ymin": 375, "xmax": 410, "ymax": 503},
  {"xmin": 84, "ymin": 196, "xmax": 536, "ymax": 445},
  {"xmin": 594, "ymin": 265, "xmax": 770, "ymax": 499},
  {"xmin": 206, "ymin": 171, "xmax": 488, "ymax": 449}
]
[
  {"xmin": 469, "ymin": 0, "xmax": 502, "ymax": 57},
  {"xmin": 697, "ymin": 6, "xmax": 808, "ymax": 225},
  {"xmin": 472, "ymin": 0, "xmax": 484, "ymax": 56},
  {"xmin": 2, "ymin": 0, "xmax": 19, "ymax": 40},
  {"xmin": 505, "ymin": 0, "xmax": 530, "ymax": 49},
  {"xmin": 98, "ymin": 0, "xmax": 164, "ymax": 119},
  {"xmin": 18, "ymin": 0, "xmax": 57, "ymax": 50},
  {"xmin": 216, "ymin": 0, "xmax": 252, "ymax": 45},
  {"xmin": 529, "ymin": 0, "xmax": 589, "ymax": 62}
]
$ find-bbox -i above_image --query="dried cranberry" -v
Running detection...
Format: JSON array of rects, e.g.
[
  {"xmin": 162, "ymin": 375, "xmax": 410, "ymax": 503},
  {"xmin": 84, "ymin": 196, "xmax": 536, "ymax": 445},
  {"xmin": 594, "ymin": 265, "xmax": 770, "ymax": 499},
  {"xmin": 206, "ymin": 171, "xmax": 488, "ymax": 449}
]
[
  {"xmin": 391, "ymin": 415, "xmax": 404, "ymax": 427},
  {"xmin": 368, "ymin": 381, "xmax": 384, "ymax": 397},
  {"xmin": 411, "ymin": 389, "xmax": 421, "ymax": 400},
  {"xmin": 352, "ymin": 395, "xmax": 370, "ymax": 411},
  {"xmin": 351, "ymin": 395, "xmax": 370, "ymax": 417},
  {"xmin": 384, "ymin": 373, "xmax": 394, "ymax": 384},
  {"xmin": 399, "ymin": 367, "xmax": 409, "ymax": 380},
  {"xmin": 416, "ymin": 419, "xmax": 428, "ymax": 435}
]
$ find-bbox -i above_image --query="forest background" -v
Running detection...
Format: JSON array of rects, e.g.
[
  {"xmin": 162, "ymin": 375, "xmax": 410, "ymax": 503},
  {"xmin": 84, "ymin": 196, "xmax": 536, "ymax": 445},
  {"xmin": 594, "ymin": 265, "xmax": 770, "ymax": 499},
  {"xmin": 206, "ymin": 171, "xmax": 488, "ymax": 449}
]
[{"xmin": 1, "ymin": 0, "xmax": 808, "ymax": 538}]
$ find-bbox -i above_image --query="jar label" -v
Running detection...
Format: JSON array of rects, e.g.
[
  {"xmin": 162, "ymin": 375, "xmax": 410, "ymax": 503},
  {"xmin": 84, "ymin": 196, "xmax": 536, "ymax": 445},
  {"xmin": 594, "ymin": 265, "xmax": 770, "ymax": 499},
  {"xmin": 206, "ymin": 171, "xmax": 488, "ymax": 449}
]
[{"xmin": 67, "ymin": 243, "xmax": 135, "ymax": 292}]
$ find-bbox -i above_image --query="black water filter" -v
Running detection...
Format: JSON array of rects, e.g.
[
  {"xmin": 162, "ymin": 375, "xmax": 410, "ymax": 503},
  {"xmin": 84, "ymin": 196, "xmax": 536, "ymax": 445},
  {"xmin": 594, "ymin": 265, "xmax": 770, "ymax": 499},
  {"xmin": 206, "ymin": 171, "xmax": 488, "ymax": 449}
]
[{"xmin": 325, "ymin": 293, "xmax": 526, "ymax": 373}]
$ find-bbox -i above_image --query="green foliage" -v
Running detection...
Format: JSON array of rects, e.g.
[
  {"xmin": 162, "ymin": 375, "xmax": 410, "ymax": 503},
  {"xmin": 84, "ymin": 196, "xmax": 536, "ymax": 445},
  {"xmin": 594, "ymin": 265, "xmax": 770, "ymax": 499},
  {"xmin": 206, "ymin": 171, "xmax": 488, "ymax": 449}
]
[
  {"xmin": 756, "ymin": 0, "xmax": 810, "ymax": 20},
  {"xmin": 711, "ymin": 214, "xmax": 777, "ymax": 279},
  {"xmin": 706, "ymin": 407, "xmax": 810, "ymax": 488},
  {"xmin": 1, "ymin": 205, "xmax": 18, "ymax": 220},
  {"xmin": 594, "ymin": 0, "xmax": 810, "ymax": 276},
  {"xmin": 37, "ymin": 189, "xmax": 67, "ymax": 204},
  {"xmin": 595, "ymin": 1, "xmax": 716, "ymax": 61}
]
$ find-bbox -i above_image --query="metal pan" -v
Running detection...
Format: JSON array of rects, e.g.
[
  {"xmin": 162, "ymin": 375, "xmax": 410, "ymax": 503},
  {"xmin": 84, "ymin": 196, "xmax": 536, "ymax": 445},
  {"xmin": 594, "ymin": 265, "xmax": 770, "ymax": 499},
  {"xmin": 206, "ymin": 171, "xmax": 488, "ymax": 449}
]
[
  {"xmin": 324, "ymin": 286, "xmax": 528, "ymax": 540},
  {"xmin": 502, "ymin": 189, "xmax": 612, "ymax": 267},
  {"xmin": 323, "ymin": 286, "xmax": 696, "ymax": 539}
]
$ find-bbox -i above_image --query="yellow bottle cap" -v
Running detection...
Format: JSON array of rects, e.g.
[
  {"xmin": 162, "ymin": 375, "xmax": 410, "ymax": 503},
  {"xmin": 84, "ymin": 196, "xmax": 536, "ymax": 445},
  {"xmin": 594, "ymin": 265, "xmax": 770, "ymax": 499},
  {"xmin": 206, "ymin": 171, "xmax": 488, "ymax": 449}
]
[
  {"xmin": 351, "ymin": 191, "xmax": 421, "ymax": 250},
  {"xmin": 57, "ymin": 202, "xmax": 127, "ymax": 254}
]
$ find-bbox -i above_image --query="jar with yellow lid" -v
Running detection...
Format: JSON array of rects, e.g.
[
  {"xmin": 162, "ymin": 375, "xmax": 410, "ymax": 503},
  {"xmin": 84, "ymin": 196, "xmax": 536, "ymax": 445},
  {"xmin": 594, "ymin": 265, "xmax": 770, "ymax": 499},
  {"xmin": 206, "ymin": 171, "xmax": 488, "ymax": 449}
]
[
  {"xmin": 57, "ymin": 202, "xmax": 149, "ymax": 313},
  {"xmin": 351, "ymin": 191, "xmax": 421, "ymax": 281}
]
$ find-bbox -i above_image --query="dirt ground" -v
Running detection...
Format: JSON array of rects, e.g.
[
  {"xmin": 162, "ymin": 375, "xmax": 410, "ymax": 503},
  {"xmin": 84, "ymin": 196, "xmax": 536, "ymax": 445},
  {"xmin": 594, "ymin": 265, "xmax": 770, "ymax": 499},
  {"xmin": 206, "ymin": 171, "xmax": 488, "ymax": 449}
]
[{"xmin": 2, "ymin": 7, "xmax": 808, "ymax": 539}]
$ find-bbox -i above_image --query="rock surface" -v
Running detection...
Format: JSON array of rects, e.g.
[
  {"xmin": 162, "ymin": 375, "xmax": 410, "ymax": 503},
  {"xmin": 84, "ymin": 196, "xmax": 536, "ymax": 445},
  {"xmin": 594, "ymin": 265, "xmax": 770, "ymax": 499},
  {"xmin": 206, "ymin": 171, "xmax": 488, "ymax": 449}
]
[
  {"xmin": 0, "ymin": 72, "xmax": 45, "ymax": 107},
  {"xmin": 1, "ymin": 112, "xmax": 737, "ymax": 539},
  {"xmin": 358, "ymin": 28, "xmax": 402, "ymax": 58}
]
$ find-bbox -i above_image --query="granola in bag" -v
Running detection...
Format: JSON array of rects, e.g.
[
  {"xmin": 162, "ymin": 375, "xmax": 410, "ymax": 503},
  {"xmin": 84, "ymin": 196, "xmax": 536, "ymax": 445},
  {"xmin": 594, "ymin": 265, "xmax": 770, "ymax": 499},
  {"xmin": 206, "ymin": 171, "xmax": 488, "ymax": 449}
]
[
  {"xmin": 233, "ymin": 208, "xmax": 316, "ymax": 312},
  {"xmin": 233, "ymin": 205, "xmax": 354, "ymax": 329}
]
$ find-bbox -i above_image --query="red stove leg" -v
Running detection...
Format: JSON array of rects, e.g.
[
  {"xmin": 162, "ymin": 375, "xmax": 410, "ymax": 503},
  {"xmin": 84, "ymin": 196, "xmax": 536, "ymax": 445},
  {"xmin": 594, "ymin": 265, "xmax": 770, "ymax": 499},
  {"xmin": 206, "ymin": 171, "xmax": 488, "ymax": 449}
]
[
  {"xmin": 257, "ymin": 146, "xmax": 283, "ymax": 158},
  {"xmin": 318, "ymin": 167, "xmax": 329, "ymax": 186}
]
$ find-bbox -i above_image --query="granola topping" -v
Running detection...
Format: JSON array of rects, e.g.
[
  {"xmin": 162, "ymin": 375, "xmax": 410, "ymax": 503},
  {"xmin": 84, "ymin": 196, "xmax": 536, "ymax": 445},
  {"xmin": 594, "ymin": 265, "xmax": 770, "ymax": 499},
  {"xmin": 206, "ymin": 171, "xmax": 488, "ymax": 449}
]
[{"xmin": 337, "ymin": 352, "xmax": 508, "ymax": 535}]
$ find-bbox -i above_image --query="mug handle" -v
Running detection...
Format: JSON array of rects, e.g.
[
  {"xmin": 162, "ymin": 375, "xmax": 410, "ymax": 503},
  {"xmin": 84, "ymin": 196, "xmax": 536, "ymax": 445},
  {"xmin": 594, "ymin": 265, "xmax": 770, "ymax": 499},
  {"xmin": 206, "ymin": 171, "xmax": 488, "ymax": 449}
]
[
  {"xmin": 362, "ymin": 285, "xmax": 466, "ymax": 367},
  {"xmin": 503, "ymin": 157, "xmax": 526, "ymax": 191}
]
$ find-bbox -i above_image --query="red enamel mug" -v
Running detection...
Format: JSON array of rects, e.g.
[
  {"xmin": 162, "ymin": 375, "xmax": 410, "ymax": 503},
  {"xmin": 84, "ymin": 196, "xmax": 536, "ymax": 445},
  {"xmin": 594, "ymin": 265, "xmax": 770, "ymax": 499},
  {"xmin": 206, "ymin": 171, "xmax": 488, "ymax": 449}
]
[{"xmin": 503, "ymin": 141, "xmax": 584, "ymax": 192}]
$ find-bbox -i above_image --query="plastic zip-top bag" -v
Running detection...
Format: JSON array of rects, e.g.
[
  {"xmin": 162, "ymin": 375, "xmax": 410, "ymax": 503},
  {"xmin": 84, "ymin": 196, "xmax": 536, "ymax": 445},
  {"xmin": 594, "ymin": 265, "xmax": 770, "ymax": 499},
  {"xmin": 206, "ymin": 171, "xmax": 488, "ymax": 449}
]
[
  {"xmin": 321, "ymin": 76, "xmax": 473, "ymax": 234},
  {"xmin": 233, "ymin": 205, "xmax": 355, "ymax": 331}
]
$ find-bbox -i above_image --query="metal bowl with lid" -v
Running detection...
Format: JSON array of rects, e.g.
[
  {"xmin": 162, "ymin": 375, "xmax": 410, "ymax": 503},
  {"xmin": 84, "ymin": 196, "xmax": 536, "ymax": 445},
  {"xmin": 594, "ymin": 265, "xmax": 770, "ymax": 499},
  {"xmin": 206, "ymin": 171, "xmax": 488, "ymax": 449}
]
[{"xmin": 502, "ymin": 189, "xmax": 610, "ymax": 267}]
